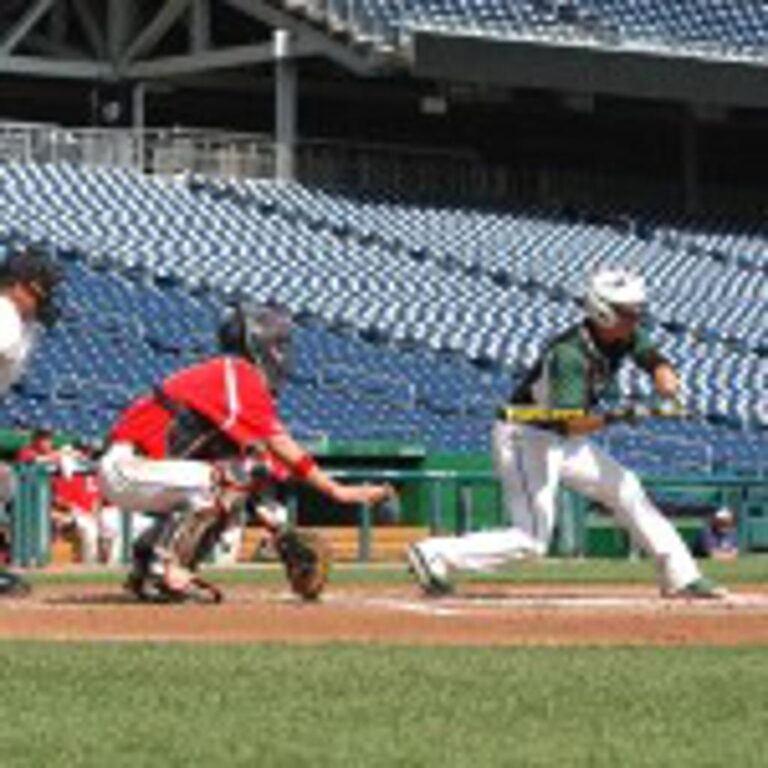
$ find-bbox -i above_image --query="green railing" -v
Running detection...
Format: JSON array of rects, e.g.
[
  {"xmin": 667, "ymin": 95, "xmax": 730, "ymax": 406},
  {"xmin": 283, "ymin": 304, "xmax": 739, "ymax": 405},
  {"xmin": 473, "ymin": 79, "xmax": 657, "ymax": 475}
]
[
  {"xmin": 333, "ymin": 469, "xmax": 768, "ymax": 562},
  {"xmin": 5, "ymin": 464, "xmax": 768, "ymax": 566},
  {"xmin": 9, "ymin": 463, "xmax": 53, "ymax": 567}
]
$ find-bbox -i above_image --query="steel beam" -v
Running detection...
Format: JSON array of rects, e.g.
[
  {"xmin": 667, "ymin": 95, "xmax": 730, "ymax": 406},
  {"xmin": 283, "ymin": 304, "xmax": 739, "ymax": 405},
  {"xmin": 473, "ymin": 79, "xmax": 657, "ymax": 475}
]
[
  {"xmin": 0, "ymin": 54, "xmax": 112, "ymax": 78},
  {"xmin": 24, "ymin": 32, "xmax": 88, "ymax": 60},
  {"xmin": 274, "ymin": 29, "xmax": 297, "ymax": 181},
  {"xmin": 120, "ymin": 0, "xmax": 192, "ymax": 67},
  {"xmin": 71, "ymin": 0, "xmax": 107, "ymax": 58},
  {"xmin": 0, "ymin": 0, "xmax": 57, "ymax": 55},
  {"xmin": 222, "ymin": 0, "xmax": 375, "ymax": 76},
  {"xmin": 126, "ymin": 41, "xmax": 289, "ymax": 78},
  {"xmin": 190, "ymin": 0, "xmax": 212, "ymax": 53}
]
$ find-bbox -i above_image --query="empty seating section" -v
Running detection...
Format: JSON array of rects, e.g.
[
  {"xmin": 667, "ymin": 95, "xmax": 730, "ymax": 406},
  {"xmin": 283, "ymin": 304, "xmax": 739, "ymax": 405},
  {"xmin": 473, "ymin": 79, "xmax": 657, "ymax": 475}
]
[
  {"xmin": 334, "ymin": 0, "xmax": 768, "ymax": 59},
  {"xmin": 0, "ymin": 162, "xmax": 764, "ymax": 474}
]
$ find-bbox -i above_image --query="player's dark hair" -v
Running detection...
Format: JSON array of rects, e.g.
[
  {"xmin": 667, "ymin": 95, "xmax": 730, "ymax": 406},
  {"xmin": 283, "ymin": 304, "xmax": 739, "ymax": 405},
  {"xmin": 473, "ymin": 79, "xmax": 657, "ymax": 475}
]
[{"xmin": 0, "ymin": 245, "xmax": 63, "ymax": 326}]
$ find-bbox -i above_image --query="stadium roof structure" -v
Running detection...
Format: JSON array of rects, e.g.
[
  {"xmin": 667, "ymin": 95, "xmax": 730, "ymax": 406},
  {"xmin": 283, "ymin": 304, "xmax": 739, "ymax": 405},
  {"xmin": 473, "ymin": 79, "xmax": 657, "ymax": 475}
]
[
  {"xmin": 0, "ymin": 0, "xmax": 394, "ymax": 80},
  {"xmin": 2, "ymin": 1, "xmax": 767, "ymax": 108},
  {"xmin": 411, "ymin": 31, "xmax": 768, "ymax": 109}
]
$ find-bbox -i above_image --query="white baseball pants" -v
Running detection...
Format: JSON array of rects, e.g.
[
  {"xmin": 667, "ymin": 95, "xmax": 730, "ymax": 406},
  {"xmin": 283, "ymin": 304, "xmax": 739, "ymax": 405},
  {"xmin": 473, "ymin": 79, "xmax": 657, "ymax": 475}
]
[
  {"xmin": 97, "ymin": 443, "xmax": 216, "ymax": 515},
  {"xmin": 422, "ymin": 422, "xmax": 700, "ymax": 593}
]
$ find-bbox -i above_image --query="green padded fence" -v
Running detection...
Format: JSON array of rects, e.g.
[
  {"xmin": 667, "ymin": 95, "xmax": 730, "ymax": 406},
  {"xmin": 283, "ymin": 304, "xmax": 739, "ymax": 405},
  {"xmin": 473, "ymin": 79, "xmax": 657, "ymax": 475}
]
[{"xmin": 5, "ymin": 461, "xmax": 768, "ymax": 566}]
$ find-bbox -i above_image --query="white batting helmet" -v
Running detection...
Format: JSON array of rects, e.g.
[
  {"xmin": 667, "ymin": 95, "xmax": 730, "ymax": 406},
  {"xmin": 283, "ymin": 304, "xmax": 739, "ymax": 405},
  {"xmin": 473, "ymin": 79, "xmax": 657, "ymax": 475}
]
[{"xmin": 584, "ymin": 268, "xmax": 647, "ymax": 328}]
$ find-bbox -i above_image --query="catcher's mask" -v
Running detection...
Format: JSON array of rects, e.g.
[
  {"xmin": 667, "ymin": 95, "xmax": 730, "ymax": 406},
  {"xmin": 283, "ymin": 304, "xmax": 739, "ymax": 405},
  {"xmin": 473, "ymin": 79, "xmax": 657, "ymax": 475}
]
[
  {"xmin": 218, "ymin": 303, "xmax": 294, "ymax": 393},
  {"xmin": 0, "ymin": 246, "xmax": 63, "ymax": 327}
]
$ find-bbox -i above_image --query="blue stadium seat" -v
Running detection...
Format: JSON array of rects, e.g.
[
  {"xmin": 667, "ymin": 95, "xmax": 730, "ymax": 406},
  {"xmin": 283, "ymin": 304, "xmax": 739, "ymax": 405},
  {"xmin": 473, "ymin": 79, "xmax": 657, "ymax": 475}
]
[{"xmin": 0, "ymin": 163, "xmax": 764, "ymax": 472}]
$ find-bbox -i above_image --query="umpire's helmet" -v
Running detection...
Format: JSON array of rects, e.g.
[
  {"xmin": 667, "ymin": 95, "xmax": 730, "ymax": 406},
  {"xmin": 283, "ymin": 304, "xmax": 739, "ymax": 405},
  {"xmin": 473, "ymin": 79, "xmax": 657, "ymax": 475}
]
[
  {"xmin": 0, "ymin": 246, "xmax": 62, "ymax": 327},
  {"xmin": 218, "ymin": 303, "xmax": 294, "ymax": 393}
]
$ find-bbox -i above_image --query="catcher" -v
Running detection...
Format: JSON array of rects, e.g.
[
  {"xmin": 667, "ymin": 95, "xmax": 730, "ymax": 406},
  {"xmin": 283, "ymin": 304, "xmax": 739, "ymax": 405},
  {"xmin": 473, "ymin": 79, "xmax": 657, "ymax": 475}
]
[
  {"xmin": 408, "ymin": 267, "xmax": 726, "ymax": 600},
  {"xmin": 97, "ymin": 303, "xmax": 393, "ymax": 602}
]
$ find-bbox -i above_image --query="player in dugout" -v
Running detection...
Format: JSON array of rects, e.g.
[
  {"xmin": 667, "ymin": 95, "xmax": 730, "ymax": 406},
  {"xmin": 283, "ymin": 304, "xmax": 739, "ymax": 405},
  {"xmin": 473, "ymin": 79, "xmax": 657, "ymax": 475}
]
[
  {"xmin": 408, "ymin": 267, "xmax": 726, "ymax": 600},
  {"xmin": 0, "ymin": 245, "xmax": 62, "ymax": 596},
  {"xmin": 97, "ymin": 302, "xmax": 394, "ymax": 600}
]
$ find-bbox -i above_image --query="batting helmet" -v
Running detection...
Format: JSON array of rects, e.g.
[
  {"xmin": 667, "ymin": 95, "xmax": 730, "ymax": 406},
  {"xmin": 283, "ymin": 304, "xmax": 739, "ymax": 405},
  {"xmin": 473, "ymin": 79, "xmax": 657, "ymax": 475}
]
[
  {"xmin": 218, "ymin": 303, "xmax": 294, "ymax": 393},
  {"xmin": 0, "ymin": 246, "xmax": 62, "ymax": 327},
  {"xmin": 584, "ymin": 268, "xmax": 646, "ymax": 329}
]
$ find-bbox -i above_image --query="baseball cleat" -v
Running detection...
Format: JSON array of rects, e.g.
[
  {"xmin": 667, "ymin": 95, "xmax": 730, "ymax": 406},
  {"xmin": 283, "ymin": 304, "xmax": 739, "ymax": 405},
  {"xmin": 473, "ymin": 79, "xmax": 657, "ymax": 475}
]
[
  {"xmin": 123, "ymin": 572, "xmax": 149, "ymax": 600},
  {"xmin": 0, "ymin": 570, "xmax": 32, "ymax": 597},
  {"xmin": 407, "ymin": 543, "xmax": 453, "ymax": 598},
  {"xmin": 667, "ymin": 577, "xmax": 728, "ymax": 600}
]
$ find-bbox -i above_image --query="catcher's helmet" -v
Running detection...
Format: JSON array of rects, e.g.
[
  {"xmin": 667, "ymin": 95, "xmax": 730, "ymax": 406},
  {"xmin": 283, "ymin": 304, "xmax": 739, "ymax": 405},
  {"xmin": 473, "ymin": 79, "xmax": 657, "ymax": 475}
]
[
  {"xmin": 584, "ymin": 268, "xmax": 646, "ymax": 329},
  {"xmin": 218, "ymin": 303, "xmax": 294, "ymax": 393},
  {"xmin": 0, "ymin": 246, "xmax": 62, "ymax": 327}
]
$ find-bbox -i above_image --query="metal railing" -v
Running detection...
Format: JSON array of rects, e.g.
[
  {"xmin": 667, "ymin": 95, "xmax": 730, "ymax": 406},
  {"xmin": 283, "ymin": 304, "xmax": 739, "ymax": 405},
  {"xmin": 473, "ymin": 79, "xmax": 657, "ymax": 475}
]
[
  {"xmin": 6, "ymin": 463, "xmax": 767, "ymax": 566},
  {"xmin": 1, "ymin": 120, "xmax": 763, "ymax": 213},
  {"xmin": 0, "ymin": 121, "xmax": 502, "ymax": 203}
]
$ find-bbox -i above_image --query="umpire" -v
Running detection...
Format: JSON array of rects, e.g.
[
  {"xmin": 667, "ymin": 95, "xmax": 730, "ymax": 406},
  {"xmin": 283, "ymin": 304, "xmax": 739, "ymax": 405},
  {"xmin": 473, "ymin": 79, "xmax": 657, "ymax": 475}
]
[{"xmin": 0, "ymin": 245, "xmax": 62, "ymax": 596}]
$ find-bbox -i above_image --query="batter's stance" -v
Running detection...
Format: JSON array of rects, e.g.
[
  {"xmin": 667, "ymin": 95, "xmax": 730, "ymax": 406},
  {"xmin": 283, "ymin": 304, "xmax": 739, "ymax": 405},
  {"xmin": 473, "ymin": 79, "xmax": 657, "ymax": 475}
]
[{"xmin": 408, "ymin": 268, "xmax": 725, "ymax": 599}]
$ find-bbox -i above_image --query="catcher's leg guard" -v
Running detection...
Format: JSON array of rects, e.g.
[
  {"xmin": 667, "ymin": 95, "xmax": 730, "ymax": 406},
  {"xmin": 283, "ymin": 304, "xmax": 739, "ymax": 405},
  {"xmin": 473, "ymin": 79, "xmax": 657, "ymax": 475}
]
[
  {"xmin": 123, "ymin": 519, "xmax": 163, "ymax": 599},
  {"xmin": 142, "ymin": 507, "xmax": 228, "ymax": 603}
]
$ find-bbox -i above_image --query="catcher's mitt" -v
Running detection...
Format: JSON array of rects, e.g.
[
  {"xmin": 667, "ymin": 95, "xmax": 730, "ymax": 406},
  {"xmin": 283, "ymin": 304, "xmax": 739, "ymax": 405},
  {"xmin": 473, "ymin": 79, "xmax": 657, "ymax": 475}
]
[{"xmin": 274, "ymin": 528, "xmax": 332, "ymax": 601}]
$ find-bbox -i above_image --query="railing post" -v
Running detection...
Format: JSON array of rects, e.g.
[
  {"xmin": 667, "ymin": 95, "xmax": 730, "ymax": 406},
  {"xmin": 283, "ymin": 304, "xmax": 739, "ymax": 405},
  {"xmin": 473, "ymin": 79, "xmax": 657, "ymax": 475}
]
[
  {"xmin": 428, "ymin": 479, "xmax": 442, "ymax": 534},
  {"xmin": 120, "ymin": 511, "xmax": 135, "ymax": 565},
  {"xmin": 358, "ymin": 503, "xmax": 372, "ymax": 562},
  {"xmin": 458, "ymin": 483, "xmax": 472, "ymax": 535},
  {"xmin": 287, "ymin": 492, "xmax": 299, "ymax": 527},
  {"xmin": 557, "ymin": 488, "xmax": 586, "ymax": 557},
  {"xmin": 11, "ymin": 464, "xmax": 51, "ymax": 567},
  {"xmin": 10, "ymin": 465, "xmax": 27, "ymax": 566}
]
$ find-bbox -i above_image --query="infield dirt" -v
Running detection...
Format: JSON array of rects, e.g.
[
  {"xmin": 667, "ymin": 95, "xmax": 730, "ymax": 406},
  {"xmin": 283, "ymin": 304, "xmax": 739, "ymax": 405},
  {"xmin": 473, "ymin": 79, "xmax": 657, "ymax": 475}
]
[{"xmin": 1, "ymin": 582, "xmax": 767, "ymax": 646}]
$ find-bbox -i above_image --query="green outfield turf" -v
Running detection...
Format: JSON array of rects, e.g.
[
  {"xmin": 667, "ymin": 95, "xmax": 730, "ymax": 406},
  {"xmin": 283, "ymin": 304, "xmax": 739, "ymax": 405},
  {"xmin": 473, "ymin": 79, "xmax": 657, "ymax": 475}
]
[
  {"xmin": 25, "ymin": 552, "xmax": 768, "ymax": 588},
  {"xmin": 0, "ymin": 642, "xmax": 765, "ymax": 768}
]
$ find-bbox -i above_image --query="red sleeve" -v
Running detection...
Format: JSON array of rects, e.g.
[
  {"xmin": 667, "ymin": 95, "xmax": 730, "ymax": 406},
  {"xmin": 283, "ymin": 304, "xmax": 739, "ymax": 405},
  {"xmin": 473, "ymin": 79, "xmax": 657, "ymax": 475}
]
[{"xmin": 53, "ymin": 474, "xmax": 98, "ymax": 513}]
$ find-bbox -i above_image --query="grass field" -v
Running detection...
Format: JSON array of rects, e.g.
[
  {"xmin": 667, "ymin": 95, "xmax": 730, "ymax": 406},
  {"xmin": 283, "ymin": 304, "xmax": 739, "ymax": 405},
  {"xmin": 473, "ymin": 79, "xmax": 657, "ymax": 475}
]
[
  {"xmin": 28, "ymin": 550, "xmax": 768, "ymax": 587},
  {"xmin": 0, "ymin": 643, "xmax": 766, "ymax": 768},
  {"xmin": 1, "ymin": 557, "xmax": 766, "ymax": 768}
]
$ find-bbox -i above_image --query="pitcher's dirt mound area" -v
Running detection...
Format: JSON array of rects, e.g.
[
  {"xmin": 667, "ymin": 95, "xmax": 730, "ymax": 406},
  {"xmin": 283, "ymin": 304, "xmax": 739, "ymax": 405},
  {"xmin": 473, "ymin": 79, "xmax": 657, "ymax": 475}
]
[{"xmin": 1, "ymin": 582, "xmax": 767, "ymax": 646}]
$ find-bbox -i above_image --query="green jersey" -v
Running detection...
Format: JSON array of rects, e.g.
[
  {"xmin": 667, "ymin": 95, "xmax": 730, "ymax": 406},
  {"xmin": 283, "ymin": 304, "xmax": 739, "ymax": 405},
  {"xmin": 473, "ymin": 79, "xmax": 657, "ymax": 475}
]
[{"xmin": 510, "ymin": 322, "xmax": 668, "ymax": 410}]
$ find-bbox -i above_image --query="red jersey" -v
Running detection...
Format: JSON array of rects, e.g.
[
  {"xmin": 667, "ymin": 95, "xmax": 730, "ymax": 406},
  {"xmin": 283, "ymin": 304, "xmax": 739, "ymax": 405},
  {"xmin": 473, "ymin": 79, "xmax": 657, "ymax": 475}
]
[
  {"xmin": 53, "ymin": 472, "xmax": 101, "ymax": 514},
  {"xmin": 109, "ymin": 356, "xmax": 284, "ymax": 459},
  {"xmin": 16, "ymin": 443, "xmax": 54, "ymax": 463}
]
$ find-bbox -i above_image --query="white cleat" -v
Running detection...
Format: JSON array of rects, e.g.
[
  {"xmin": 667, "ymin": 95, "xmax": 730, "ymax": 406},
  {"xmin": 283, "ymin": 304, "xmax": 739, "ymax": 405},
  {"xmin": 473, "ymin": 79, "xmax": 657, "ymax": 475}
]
[
  {"xmin": 406, "ymin": 543, "xmax": 453, "ymax": 598},
  {"xmin": 665, "ymin": 577, "xmax": 729, "ymax": 600}
]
